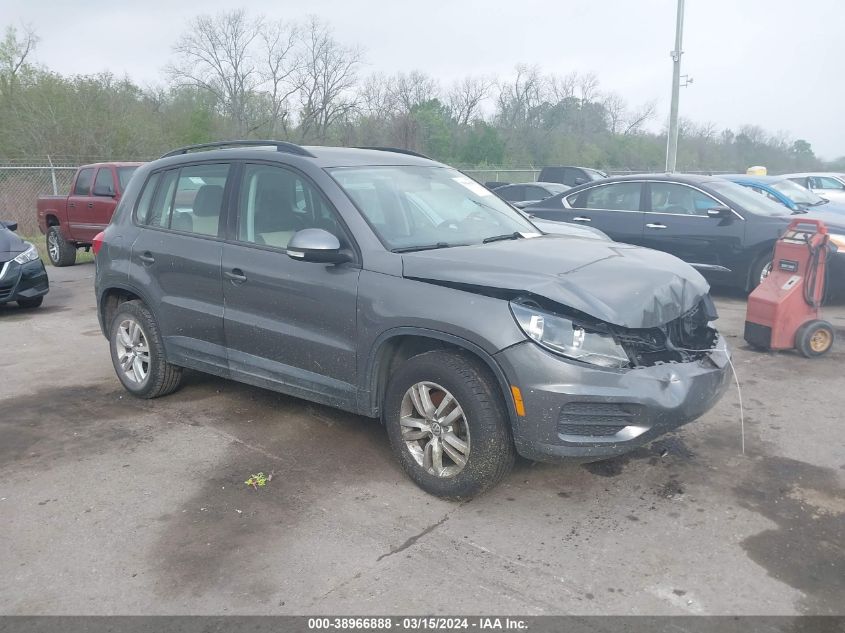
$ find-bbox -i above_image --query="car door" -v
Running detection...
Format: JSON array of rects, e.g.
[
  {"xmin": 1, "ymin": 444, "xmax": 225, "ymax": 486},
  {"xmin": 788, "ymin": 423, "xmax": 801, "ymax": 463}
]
[
  {"xmin": 533, "ymin": 181, "xmax": 645, "ymax": 245},
  {"xmin": 67, "ymin": 167, "xmax": 95, "ymax": 241},
  {"xmin": 129, "ymin": 162, "xmax": 230, "ymax": 374},
  {"xmin": 85, "ymin": 167, "xmax": 118, "ymax": 241},
  {"xmin": 808, "ymin": 176, "xmax": 845, "ymax": 195},
  {"xmin": 221, "ymin": 162, "xmax": 361, "ymax": 409},
  {"xmin": 641, "ymin": 181, "xmax": 745, "ymax": 279}
]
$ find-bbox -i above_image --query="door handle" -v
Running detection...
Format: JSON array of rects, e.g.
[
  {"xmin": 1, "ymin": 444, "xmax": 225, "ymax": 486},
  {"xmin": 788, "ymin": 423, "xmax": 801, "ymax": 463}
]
[
  {"xmin": 87, "ymin": 202, "xmax": 94, "ymax": 208},
  {"xmin": 646, "ymin": 223, "xmax": 667, "ymax": 229},
  {"xmin": 68, "ymin": 203, "xmax": 75, "ymax": 208},
  {"xmin": 224, "ymin": 269, "xmax": 247, "ymax": 284},
  {"xmin": 572, "ymin": 216, "xmax": 592, "ymax": 222},
  {"xmin": 138, "ymin": 252, "xmax": 155, "ymax": 264}
]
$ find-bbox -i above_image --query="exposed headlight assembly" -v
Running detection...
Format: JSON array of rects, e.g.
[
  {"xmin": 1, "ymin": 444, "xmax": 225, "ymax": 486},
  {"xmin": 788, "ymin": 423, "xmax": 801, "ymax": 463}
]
[
  {"xmin": 13, "ymin": 243, "xmax": 39, "ymax": 265},
  {"xmin": 510, "ymin": 300, "xmax": 630, "ymax": 368}
]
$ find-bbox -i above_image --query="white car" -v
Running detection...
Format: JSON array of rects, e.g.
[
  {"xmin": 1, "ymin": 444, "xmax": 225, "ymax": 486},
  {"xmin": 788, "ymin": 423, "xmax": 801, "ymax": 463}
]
[{"xmin": 781, "ymin": 172, "xmax": 845, "ymax": 204}]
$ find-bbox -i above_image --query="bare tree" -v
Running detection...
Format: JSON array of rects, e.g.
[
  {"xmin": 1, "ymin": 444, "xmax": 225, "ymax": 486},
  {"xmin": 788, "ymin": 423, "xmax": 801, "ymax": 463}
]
[
  {"xmin": 392, "ymin": 70, "xmax": 439, "ymax": 113},
  {"xmin": 621, "ymin": 99, "xmax": 657, "ymax": 135},
  {"xmin": 0, "ymin": 24, "xmax": 39, "ymax": 101},
  {"xmin": 167, "ymin": 10, "xmax": 263, "ymax": 134},
  {"xmin": 259, "ymin": 19, "xmax": 301, "ymax": 135},
  {"xmin": 447, "ymin": 75, "xmax": 493, "ymax": 126},
  {"xmin": 496, "ymin": 64, "xmax": 544, "ymax": 128},
  {"xmin": 359, "ymin": 72, "xmax": 399, "ymax": 119},
  {"xmin": 602, "ymin": 92, "xmax": 627, "ymax": 134},
  {"xmin": 547, "ymin": 72, "xmax": 577, "ymax": 102},
  {"xmin": 296, "ymin": 16, "xmax": 362, "ymax": 142}
]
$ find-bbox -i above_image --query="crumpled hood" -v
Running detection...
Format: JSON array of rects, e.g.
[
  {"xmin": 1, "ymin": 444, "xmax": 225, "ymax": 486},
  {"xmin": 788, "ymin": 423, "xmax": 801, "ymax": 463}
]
[
  {"xmin": 0, "ymin": 228, "xmax": 27, "ymax": 263},
  {"xmin": 401, "ymin": 235, "xmax": 710, "ymax": 329}
]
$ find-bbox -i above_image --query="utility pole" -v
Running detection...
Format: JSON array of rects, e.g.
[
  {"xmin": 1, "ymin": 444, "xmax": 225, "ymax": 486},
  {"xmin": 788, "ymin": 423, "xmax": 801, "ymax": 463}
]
[{"xmin": 665, "ymin": 0, "xmax": 685, "ymax": 173}]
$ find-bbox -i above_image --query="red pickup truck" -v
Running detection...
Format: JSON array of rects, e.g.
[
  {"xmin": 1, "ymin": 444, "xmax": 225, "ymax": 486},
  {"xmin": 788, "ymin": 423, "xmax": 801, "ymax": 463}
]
[{"xmin": 37, "ymin": 162, "xmax": 142, "ymax": 266}]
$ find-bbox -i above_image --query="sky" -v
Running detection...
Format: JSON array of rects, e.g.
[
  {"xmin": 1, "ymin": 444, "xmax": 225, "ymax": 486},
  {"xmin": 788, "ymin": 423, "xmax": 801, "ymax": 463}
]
[{"xmin": 4, "ymin": 0, "xmax": 844, "ymax": 159}]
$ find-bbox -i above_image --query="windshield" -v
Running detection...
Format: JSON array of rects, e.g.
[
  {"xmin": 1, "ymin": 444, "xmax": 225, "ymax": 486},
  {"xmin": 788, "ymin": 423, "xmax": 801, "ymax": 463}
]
[
  {"xmin": 708, "ymin": 180, "xmax": 791, "ymax": 217},
  {"xmin": 771, "ymin": 179, "xmax": 823, "ymax": 205},
  {"xmin": 328, "ymin": 166, "xmax": 539, "ymax": 250},
  {"xmin": 117, "ymin": 167, "xmax": 139, "ymax": 191}
]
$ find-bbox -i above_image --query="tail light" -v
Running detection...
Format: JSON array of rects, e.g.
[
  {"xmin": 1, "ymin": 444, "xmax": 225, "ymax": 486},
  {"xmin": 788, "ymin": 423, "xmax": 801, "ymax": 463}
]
[{"xmin": 92, "ymin": 231, "xmax": 105, "ymax": 255}]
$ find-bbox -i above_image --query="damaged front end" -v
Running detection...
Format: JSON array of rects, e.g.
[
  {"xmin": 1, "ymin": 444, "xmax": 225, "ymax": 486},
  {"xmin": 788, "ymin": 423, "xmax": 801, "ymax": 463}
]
[{"xmin": 510, "ymin": 295, "xmax": 720, "ymax": 369}]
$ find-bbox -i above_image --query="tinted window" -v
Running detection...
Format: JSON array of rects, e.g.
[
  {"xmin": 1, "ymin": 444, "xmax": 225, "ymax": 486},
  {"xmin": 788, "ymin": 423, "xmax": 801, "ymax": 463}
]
[
  {"xmin": 238, "ymin": 164, "xmax": 344, "ymax": 249},
  {"xmin": 73, "ymin": 168, "xmax": 94, "ymax": 195},
  {"xmin": 117, "ymin": 167, "xmax": 138, "ymax": 191},
  {"xmin": 568, "ymin": 182, "xmax": 642, "ymax": 211},
  {"xmin": 497, "ymin": 185, "xmax": 525, "ymax": 202},
  {"xmin": 170, "ymin": 163, "xmax": 230, "ymax": 236},
  {"xmin": 135, "ymin": 172, "xmax": 162, "ymax": 224},
  {"xmin": 524, "ymin": 185, "xmax": 551, "ymax": 200},
  {"xmin": 649, "ymin": 182, "xmax": 719, "ymax": 216},
  {"xmin": 93, "ymin": 168, "xmax": 115, "ymax": 195}
]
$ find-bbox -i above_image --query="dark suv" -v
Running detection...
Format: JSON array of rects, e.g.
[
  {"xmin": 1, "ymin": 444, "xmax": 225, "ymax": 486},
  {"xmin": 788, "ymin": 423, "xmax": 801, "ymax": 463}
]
[{"xmin": 95, "ymin": 141, "xmax": 730, "ymax": 499}]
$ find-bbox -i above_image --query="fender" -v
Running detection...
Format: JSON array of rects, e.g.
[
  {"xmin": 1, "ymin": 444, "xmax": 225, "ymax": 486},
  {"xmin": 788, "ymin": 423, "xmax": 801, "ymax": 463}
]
[
  {"xmin": 361, "ymin": 326, "xmax": 518, "ymax": 427},
  {"xmin": 96, "ymin": 280, "xmax": 159, "ymax": 337}
]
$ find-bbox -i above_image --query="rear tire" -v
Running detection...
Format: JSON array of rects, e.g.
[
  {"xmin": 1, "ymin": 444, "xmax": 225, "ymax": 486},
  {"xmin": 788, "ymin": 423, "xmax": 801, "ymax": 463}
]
[
  {"xmin": 16, "ymin": 296, "xmax": 44, "ymax": 309},
  {"xmin": 796, "ymin": 320, "xmax": 834, "ymax": 358},
  {"xmin": 46, "ymin": 226, "xmax": 76, "ymax": 267},
  {"xmin": 747, "ymin": 253, "xmax": 773, "ymax": 291},
  {"xmin": 383, "ymin": 350, "xmax": 515, "ymax": 500},
  {"xmin": 109, "ymin": 300, "xmax": 182, "ymax": 398}
]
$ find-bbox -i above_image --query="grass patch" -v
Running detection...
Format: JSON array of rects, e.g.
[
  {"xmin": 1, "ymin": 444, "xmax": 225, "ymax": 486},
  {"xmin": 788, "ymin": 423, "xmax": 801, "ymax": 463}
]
[{"xmin": 21, "ymin": 233, "xmax": 94, "ymax": 266}]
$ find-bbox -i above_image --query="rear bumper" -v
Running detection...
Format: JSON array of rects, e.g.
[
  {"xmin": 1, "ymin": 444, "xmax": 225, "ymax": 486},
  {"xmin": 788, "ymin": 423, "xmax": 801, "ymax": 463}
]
[
  {"xmin": 0, "ymin": 258, "xmax": 50, "ymax": 304},
  {"xmin": 494, "ymin": 337, "xmax": 731, "ymax": 462}
]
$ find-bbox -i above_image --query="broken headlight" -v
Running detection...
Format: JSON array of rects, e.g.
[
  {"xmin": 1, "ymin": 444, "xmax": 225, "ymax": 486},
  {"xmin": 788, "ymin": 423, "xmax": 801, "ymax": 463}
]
[{"xmin": 510, "ymin": 301, "xmax": 629, "ymax": 368}]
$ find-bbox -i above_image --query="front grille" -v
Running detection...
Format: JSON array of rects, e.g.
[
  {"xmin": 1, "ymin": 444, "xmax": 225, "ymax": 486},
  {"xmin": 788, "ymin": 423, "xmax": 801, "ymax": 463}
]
[{"xmin": 557, "ymin": 402, "xmax": 643, "ymax": 438}]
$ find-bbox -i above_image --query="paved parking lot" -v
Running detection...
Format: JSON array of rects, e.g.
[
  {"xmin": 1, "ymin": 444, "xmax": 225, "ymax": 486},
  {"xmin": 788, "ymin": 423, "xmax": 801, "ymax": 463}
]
[{"xmin": 1, "ymin": 262, "xmax": 843, "ymax": 615}]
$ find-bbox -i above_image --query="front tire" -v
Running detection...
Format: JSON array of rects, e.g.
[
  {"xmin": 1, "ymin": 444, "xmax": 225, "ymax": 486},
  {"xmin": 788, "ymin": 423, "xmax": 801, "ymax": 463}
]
[
  {"xmin": 46, "ymin": 226, "xmax": 76, "ymax": 267},
  {"xmin": 383, "ymin": 350, "xmax": 515, "ymax": 500},
  {"xmin": 109, "ymin": 300, "xmax": 182, "ymax": 398},
  {"xmin": 17, "ymin": 296, "xmax": 44, "ymax": 309}
]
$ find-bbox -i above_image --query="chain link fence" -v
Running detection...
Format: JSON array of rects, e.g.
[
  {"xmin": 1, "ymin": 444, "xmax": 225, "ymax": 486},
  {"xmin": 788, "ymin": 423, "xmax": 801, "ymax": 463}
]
[{"xmin": 0, "ymin": 165, "xmax": 77, "ymax": 236}]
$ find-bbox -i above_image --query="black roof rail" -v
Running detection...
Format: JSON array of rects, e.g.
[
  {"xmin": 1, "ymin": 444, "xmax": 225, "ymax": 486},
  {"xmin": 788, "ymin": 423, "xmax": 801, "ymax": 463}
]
[
  {"xmin": 356, "ymin": 146, "xmax": 432, "ymax": 160},
  {"xmin": 160, "ymin": 140, "xmax": 316, "ymax": 159}
]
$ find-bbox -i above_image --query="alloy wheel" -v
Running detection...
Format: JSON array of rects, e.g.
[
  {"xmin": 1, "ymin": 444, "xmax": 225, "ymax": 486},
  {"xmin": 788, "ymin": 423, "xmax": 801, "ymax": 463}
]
[
  {"xmin": 47, "ymin": 232, "xmax": 59, "ymax": 262},
  {"xmin": 116, "ymin": 318, "xmax": 150, "ymax": 384},
  {"xmin": 399, "ymin": 381, "xmax": 470, "ymax": 478}
]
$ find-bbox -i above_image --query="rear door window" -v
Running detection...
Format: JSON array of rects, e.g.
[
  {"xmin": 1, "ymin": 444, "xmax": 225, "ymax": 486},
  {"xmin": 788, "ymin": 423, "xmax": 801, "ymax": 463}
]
[
  {"xmin": 93, "ymin": 167, "xmax": 115, "ymax": 196},
  {"xmin": 73, "ymin": 168, "xmax": 94, "ymax": 195},
  {"xmin": 170, "ymin": 163, "xmax": 230, "ymax": 236},
  {"xmin": 497, "ymin": 185, "xmax": 525, "ymax": 202},
  {"xmin": 568, "ymin": 182, "xmax": 642, "ymax": 211}
]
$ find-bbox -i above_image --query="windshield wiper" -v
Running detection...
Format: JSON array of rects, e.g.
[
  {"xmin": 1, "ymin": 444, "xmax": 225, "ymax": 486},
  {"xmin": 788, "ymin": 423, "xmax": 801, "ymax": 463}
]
[
  {"xmin": 391, "ymin": 242, "xmax": 454, "ymax": 253},
  {"xmin": 483, "ymin": 232, "xmax": 524, "ymax": 244}
]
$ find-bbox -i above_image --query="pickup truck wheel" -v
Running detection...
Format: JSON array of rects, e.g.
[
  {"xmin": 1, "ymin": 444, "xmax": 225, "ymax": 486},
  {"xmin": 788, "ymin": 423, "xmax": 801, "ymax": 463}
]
[
  {"xmin": 46, "ymin": 226, "xmax": 76, "ymax": 267},
  {"xmin": 383, "ymin": 350, "xmax": 515, "ymax": 500},
  {"xmin": 109, "ymin": 300, "xmax": 182, "ymax": 399}
]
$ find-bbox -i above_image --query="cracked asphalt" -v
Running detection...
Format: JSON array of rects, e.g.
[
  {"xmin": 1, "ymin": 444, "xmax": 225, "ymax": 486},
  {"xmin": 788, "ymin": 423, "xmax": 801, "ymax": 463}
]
[{"xmin": 1, "ymin": 263, "xmax": 843, "ymax": 615}]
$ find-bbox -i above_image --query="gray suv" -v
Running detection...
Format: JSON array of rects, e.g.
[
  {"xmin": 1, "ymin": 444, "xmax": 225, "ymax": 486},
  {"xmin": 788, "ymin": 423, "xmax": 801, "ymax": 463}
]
[{"xmin": 95, "ymin": 141, "xmax": 730, "ymax": 499}]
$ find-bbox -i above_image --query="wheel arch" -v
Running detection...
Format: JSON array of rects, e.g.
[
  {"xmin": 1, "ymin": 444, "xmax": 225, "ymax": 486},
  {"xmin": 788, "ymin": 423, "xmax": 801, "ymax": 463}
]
[
  {"xmin": 97, "ymin": 283, "xmax": 157, "ymax": 337},
  {"xmin": 363, "ymin": 328, "xmax": 517, "ymax": 425}
]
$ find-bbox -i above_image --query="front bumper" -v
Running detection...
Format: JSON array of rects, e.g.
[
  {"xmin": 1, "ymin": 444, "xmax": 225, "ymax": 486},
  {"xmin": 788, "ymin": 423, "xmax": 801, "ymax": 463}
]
[
  {"xmin": 0, "ymin": 258, "xmax": 50, "ymax": 304},
  {"xmin": 494, "ymin": 336, "xmax": 731, "ymax": 462}
]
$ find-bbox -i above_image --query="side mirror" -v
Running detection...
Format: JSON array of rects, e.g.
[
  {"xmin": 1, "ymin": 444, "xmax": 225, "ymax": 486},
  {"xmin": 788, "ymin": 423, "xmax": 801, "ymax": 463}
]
[
  {"xmin": 512, "ymin": 201, "xmax": 531, "ymax": 209},
  {"xmin": 573, "ymin": 177, "xmax": 587, "ymax": 185},
  {"xmin": 92, "ymin": 184, "xmax": 115, "ymax": 197},
  {"xmin": 287, "ymin": 228, "xmax": 351, "ymax": 264},
  {"xmin": 1, "ymin": 220, "xmax": 18, "ymax": 231},
  {"xmin": 706, "ymin": 206, "xmax": 732, "ymax": 218}
]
